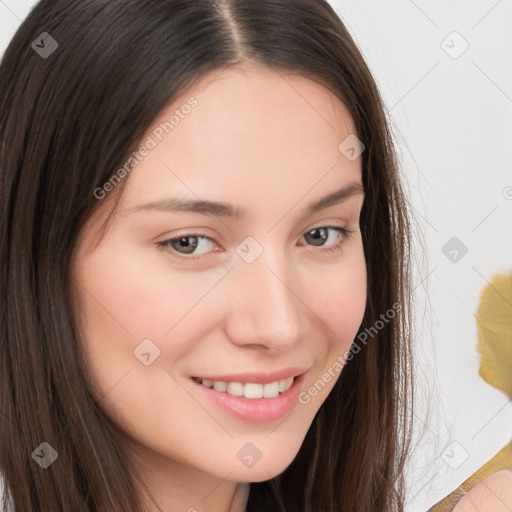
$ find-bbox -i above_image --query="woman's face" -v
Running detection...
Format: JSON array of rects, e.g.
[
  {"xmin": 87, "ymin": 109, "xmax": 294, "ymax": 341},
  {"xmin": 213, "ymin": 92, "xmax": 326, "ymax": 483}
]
[{"xmin": 72, "ymin": 65, "xmax": 367, "ymax": 487}]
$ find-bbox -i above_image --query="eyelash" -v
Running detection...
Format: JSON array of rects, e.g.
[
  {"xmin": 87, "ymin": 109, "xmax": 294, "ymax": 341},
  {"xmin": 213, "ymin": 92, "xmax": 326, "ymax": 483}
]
[{"xmin": 156, "ymin": 225, "xmax": 352, "ymax": 260}]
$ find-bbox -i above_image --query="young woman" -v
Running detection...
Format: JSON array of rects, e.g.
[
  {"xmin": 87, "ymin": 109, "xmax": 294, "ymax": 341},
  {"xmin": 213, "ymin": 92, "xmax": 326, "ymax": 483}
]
[{"xmin": 0, "ymin": 1, "xmax": 414, "ymax": 511}]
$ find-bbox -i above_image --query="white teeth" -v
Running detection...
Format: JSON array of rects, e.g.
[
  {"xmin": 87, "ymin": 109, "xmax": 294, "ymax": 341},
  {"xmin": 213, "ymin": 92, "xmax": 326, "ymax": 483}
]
[
  {"xmin": 198, "ymin": 377, "xmax": 295, "ymax": 398},
  {"xmin": 279, "ymin": 377, "xmax": 293, "ymax": 392},
  {"xmin": 213, "ymin": 381, "xmax": 227, "ymax": 392},
  {"xmin": 244, "ymin": 383, "xmax": 263, "ymax": 399},
  {"xmin": 227, "ymin": 382, "xmax": 244, "ymax": 396},
  {"xmin": 262, "ymin": 381, "xmax": 280, "ymax": 398}
]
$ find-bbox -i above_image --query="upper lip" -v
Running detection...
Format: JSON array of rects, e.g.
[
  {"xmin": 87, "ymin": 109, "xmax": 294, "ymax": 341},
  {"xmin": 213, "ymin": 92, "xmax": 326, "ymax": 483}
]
[{"xmin": 192, "ymin": 367, "xmax": 308, "ymax": 384}]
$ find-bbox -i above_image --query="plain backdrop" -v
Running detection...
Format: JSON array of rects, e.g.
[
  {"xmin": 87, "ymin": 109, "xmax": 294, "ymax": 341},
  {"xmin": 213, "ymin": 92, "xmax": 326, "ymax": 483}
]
[{"xmin": 1, "ymin": 1, "xmax": 511, "ymax": 511}]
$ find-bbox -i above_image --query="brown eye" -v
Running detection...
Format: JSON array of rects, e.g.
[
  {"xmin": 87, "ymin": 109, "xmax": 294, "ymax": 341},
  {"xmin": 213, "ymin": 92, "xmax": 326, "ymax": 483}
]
[
  {"xmin": 302, "ymin": 226, "xmax": 350, "ymax": 251},
  {"xmin": 304, "ymin": 227, "xmax": 329, "ymax": 247},
  {"xmin": 169, "ymin": 236, "xmax": 199, "ymax": 254},
  {"xmin": 157, "ymin": 234, "xmax": 216, "ymax": 257}
]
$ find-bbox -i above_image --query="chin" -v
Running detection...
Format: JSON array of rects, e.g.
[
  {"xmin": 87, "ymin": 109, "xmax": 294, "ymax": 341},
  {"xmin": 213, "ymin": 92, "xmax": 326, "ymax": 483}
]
[{"xmin": 225, "ymin": 440, "xmax": 304, "ymax": 482}]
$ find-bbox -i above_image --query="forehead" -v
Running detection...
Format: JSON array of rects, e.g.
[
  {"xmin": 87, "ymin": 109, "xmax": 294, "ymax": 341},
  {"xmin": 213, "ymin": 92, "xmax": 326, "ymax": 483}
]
[
  {"xmin": 117, "ymin": 65, "xmax": 362, "ymax": 220},
  {"xmin": 152, "ymin": 64, "xmax": 357, "ymax": 154}
]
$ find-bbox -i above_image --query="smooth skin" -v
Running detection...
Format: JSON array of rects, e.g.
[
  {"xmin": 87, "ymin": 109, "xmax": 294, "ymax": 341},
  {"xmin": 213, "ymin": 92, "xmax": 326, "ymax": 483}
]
[
  {"xmin": 452, "ymin": 469, "xmax": 512, "ymax": 511},
  {"xmin": 71, "ymin": 64, "xmax": 367, "ymax": 512}
]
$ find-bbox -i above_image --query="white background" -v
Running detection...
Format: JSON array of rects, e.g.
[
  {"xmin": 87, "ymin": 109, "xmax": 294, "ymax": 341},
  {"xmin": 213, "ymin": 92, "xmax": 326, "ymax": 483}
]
[{"xmin": 1, "ymin": 1, "xmax": 511, "ymax": 510}]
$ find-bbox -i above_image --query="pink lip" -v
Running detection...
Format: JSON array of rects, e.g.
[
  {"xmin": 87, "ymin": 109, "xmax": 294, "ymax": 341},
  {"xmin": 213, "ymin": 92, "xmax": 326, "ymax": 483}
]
[
  {"xmin": 190, "ymin": 371, "xmax": 308, "ymax": 423},
  {"xmin": 191, "ymin": 366, "xmax": 307, "ymax": 384}
]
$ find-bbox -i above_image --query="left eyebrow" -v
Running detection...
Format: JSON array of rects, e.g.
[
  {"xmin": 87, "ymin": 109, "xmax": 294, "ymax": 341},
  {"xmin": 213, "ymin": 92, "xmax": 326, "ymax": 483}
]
[
  {"xmin": 127, "ymin": 181, "xmax": 365, "ymax": 219},
  {"xmin": 306, "ymin": 181, "xmax": 365, "ymax": 214}
]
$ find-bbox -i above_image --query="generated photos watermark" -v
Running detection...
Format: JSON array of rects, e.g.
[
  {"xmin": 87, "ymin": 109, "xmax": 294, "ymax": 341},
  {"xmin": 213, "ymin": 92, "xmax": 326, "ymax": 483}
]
[
  {"xmin": 93, "ymin": 97, "xmax": 198, "ymax": 200},
  {"xmin": 298, "ymin": 301, "xmax": 402, "ymax": 404}
]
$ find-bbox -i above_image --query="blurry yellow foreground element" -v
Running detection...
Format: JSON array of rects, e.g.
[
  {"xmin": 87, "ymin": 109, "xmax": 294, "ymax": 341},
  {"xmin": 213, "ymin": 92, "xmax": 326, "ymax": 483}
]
[
  {"xmin": 428, "ymin": 270, "xmax": 512, "ymax": 512},
  {"xmin": 476, "ymin": 271, "xmax": 512, "ymax": 397}
]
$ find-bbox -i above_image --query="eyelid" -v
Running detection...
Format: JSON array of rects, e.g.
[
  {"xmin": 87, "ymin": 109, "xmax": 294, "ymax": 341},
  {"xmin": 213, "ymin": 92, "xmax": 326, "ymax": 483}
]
[{"xmin": 155, "ymin": 223, "xmax": 353, "ymax": 260}]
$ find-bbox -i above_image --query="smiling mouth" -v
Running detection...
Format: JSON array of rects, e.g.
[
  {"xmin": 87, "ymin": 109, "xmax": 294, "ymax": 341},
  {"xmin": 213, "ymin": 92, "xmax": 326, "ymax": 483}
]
[{"xmin": 191, "ymin": 376, "xmax": 295, "ymax": 399}]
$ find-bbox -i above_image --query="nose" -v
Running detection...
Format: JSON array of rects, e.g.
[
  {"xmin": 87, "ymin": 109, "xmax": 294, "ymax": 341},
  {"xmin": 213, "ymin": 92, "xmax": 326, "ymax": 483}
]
[{"xmin": 224, "ymin": 247, "xmax": 305, "ymax": 352}]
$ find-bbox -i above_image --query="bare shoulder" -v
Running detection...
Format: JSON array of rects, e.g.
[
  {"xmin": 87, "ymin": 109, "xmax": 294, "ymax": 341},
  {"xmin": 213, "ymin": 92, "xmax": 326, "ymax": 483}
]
[{"xmin": 452, "ymin": 469, "xmax": 512, "ymax": 511}]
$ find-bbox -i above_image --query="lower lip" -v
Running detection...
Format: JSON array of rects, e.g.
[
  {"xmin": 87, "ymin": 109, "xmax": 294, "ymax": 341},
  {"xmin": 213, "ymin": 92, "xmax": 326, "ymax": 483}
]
[{"xmin": 190, "ymin": 373, "xmax": 307, "ymax": 424}]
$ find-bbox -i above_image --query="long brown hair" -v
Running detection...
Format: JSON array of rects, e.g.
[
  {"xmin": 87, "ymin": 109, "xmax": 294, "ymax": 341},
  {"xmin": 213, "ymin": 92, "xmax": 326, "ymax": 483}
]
[{"xmin": 0, "ymin": 1, "xmax": 414, "ymax": 510}]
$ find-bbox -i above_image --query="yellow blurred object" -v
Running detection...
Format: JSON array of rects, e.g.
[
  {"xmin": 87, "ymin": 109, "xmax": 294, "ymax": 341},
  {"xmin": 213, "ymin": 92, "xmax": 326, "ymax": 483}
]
[
  {"xmin": 428, "ymin": 270, "xmax": 512, "ymax": 512},
  {"xmin": 476, "ymin": 271, "xmax": 512, "ymax": 398}
]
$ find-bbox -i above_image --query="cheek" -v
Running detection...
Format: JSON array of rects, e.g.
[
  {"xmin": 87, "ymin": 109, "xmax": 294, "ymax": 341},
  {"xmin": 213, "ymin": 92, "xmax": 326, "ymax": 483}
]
[
  {"xmin": 297, "ymin": 246, "xmax": 367, "ymax": 403},
  {"xmin": 72, "ymin": 250, "xmax": 229, "ymax": 449},
  {"xmin": 309, "ymin": 248, "xmax": 367, "ymax": 347},
  {"xmin": 321, "ymin": 272, "xmax": 366, "ymax": 336},
  {"xmin": 72, "ymin": 247, "xmax": 221, "ymax": 402},
  {"xmin": 74, "ymin": 246, "xmax": 226, "ymax": 341}
]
